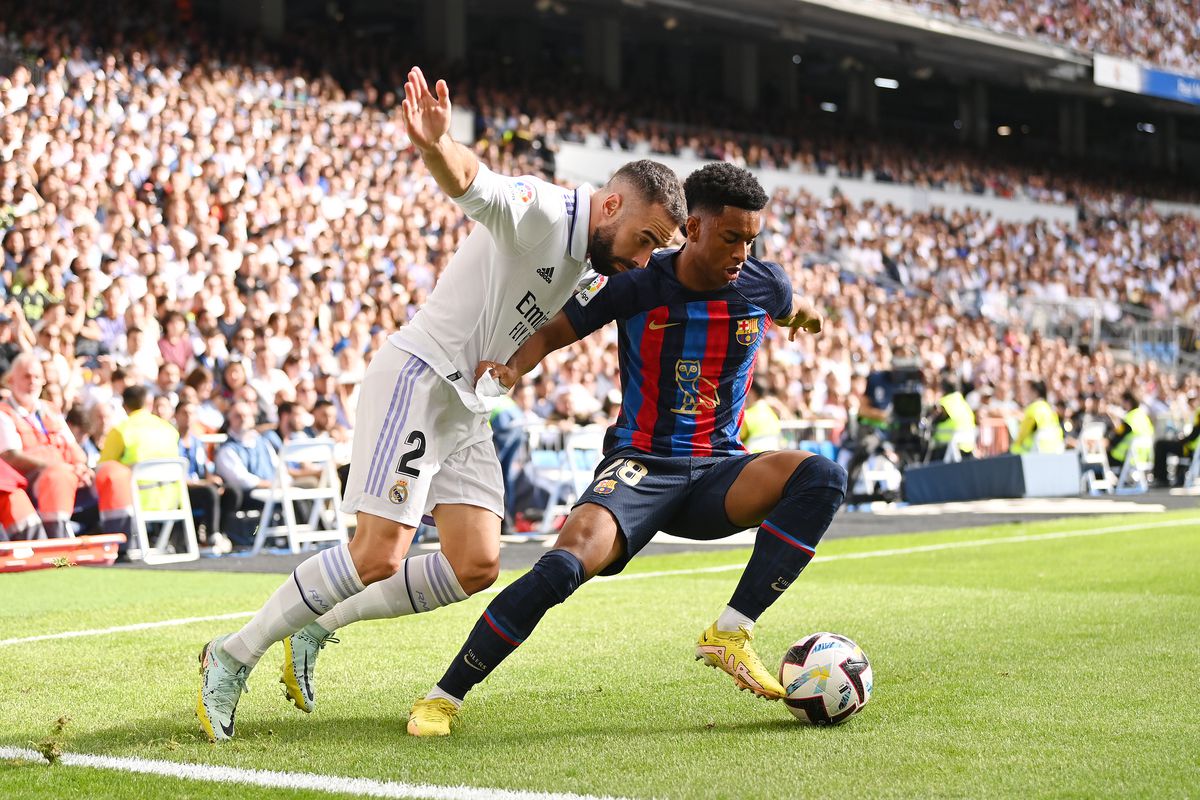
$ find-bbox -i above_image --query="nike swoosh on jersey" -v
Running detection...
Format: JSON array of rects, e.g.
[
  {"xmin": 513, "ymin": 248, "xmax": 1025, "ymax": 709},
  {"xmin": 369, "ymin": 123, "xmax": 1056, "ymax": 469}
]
[{"xmin": 647, "ymin": 321, "xmax": 680, "ymax": 330}]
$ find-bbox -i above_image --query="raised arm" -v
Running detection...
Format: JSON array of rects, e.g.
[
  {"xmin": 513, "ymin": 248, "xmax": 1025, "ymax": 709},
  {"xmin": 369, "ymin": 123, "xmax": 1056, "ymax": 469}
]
[
  {"xmin": 475, "ymin": 313, "xmax": 581, "ymax": 390},
  {"xmin": 402, "ymin": 66, "xmax": 478, "ymax": 198}
]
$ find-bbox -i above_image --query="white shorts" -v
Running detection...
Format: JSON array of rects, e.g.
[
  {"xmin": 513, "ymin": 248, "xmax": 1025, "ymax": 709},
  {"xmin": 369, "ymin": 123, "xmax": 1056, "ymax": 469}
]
[{"xmin": 341, "ymin": 344, "xmax": 503, "ymax": 527}]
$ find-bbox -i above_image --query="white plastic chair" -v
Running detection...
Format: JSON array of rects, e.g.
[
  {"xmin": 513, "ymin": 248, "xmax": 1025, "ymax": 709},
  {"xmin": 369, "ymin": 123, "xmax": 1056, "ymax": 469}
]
[
  {"xmin": 923, "ymin": 428, "xmax": 976, "ymax": 464},
  {"xmin": 536, "ymin": 425, "xmax": 606, "ymax": 533},
  {"xmin": 857, "ymin": 453, "xmax": 902, "ymax": 499},
  {"xmin": 943, "ymin": 428, "xmax": 977, "ymax": 464},
  {"xmin": 250, "ymin": 439, "xmax": 349, "ymax": 554},
  {"xmin": 1079, "ymin": 422, "xmax": 1114, "ymax": 495},
  {"xmin": 1183, "ymin": 451, "xmax": 1200, "ymax": 489},
  {"xmin": 129, "ymin": 458, "xmax": 200, "ymax": 565},
  {"xmin": 1114, "ymin": 436, "xmax": 1154, "ymax": 494}
]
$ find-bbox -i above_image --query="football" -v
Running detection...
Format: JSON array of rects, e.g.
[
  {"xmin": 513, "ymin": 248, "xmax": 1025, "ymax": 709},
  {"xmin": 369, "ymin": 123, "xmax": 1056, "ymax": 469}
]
[{"xmin": 779, "ymin": 633, "xmax": 873, "ymax": 726}]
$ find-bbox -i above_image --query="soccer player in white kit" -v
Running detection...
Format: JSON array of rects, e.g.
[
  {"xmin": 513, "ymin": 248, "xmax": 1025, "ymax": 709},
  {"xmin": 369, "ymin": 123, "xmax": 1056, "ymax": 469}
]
[{"xmin": 195, "ymin": 66, "xmax": 686, "ymax": 742}]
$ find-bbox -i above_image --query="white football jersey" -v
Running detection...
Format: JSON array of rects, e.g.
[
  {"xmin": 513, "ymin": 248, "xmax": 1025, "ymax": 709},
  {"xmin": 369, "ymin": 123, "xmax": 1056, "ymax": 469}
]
[{"xmin": 389, "ymin": 164, "xmax": 594, "ymax": 412}]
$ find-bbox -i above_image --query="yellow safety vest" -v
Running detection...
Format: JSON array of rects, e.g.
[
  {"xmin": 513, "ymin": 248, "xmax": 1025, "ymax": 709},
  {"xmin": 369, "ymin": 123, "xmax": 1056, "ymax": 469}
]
[
  {"xmin": 101, "ymin": 410, "xmax": 183, "ymax": 509},
  {"xmin": 104, "ymin": 410, "xmax": 181, "ymax": 466},
  {"xmin": 1186, "ymin": 407, "xmax": 1200, "ymax": 457},
  {"xmin": 740, "ymin": 399, "xmax": 782, "ymax": 453},
  {"xmin": 1110, "ymin": 406, "xmax": 1154, "ymax": 463},
  {"xmin": 1011, "ymin": 399, "xmax": 1064, "ymax": 455},
  {"xmin": 932, "ymin": 392, "xmax": 976, "ymax": 452}
]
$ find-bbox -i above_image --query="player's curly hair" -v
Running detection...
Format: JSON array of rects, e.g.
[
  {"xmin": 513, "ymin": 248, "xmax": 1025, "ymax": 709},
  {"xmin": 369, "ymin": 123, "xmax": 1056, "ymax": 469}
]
[
  {"xmin": 609, "ymin": 160, "xmax": 687, "ymax": 228},
  {"xmin": 683, "ymin": 162, "xmax": 768, "ymax": 219}
]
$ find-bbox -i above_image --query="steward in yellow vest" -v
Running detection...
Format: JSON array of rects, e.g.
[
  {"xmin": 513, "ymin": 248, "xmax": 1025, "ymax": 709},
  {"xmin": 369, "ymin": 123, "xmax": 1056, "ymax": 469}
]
[
  {"xmin": 100, "ymin": 385, "xmax": 182, "ymax": 512},
  {"xmin": 1010, "ymin": 380, "xmax": 1064, "ymax": 455},
  {"xmin": 929, "ymin": 377, "xmax": 976, "ymax": 461},
  {"xmin": 1108, "ymin": 391, "xmax": 1154, "ymax": 466}
]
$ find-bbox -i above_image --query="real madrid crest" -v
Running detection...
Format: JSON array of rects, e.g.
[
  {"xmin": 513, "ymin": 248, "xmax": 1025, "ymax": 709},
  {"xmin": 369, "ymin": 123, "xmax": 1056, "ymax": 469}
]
[{"xmin": 389, "ymin": 480, "xmax": 410, "ymax": 504}]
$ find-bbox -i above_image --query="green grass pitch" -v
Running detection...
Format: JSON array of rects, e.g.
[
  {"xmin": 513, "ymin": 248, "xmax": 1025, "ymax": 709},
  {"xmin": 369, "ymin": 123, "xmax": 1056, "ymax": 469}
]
[{"xmin": 1, "ymin": 510, "xmax": 1198, "ymax": 799}]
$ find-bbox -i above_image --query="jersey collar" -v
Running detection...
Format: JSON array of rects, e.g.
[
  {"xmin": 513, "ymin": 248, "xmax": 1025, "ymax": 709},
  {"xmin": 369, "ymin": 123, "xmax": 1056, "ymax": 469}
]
[{"xmin": 569, "ymin": 185, "xmax": 593, "ymax": 264}]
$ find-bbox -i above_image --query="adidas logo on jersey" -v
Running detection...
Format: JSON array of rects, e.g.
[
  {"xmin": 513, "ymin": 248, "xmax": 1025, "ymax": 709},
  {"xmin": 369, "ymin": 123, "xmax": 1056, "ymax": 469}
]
[{"xmin": 537, "ymin": 267, "xmax": 554, "ymax": 284}]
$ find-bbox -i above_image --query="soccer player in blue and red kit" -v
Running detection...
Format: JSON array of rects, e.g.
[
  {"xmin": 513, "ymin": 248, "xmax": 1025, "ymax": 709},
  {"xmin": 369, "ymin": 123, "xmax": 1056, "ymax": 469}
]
[{"xmin": 407, "ymin": 163, "xmax": 846, "ymax": 735}]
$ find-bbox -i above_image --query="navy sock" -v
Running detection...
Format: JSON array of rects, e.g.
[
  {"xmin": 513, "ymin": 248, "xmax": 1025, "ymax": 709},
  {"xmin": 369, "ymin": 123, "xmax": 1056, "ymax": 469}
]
[
  {"xmin": 727, "ymin": 456, "xmax": 847, "ymax": 622},
  {"xmin": 437, "ymin": 549, "xmax": 586, "ymax": 700}
]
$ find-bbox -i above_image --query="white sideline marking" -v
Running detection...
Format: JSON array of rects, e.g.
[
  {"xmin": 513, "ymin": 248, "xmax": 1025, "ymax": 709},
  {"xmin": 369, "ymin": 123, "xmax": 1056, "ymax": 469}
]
[
  {"xmin": 589, "ymin": 516, "xmax": 1200, "ymax": 585},
  {"xmin": 0, "ymin": 746, "xmax": 630, "ymax": 800},
  {"xmin": 0, "ymin": 612, "xmax": 254, "ymax": 648},
  {"xmin": 867, "ymin": 497, "xmax": 1165, "ymax": 516},
  {"xmin": 3, "ymin": 516, "xmax": 1196, "ymax": 650}
]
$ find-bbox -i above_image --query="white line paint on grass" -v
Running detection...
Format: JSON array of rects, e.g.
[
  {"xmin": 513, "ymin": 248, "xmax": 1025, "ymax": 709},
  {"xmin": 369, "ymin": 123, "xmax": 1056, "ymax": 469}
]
[
  {"xmin": 589, "ymin": 516, "xmax": 1200, "ymax": 585},
  {"xmin": 3, "ymin": 516, "xmax": 1196, "ymax": 649},
  {"xmin": 0, "ymin": 746, "xmax": 631, "ymax": 800},
  {"xmin": 0, "ymin": 611, "xmax": 256, "ymax": 648}
]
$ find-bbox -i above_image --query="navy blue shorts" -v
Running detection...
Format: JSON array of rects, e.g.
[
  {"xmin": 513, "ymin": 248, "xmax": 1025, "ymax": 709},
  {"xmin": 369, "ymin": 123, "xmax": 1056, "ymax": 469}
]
[{"xmin": 573, "ymin": 447, "xmax": 762, "ymax": 576}]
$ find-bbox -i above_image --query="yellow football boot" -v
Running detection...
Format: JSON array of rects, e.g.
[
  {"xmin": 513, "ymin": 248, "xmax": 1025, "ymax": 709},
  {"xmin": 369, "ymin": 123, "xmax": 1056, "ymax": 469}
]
[
  {"xmin": 695, "ymin": 623, "xmax": 786, "ymax": 700},
  {"xmin": 407, "ymin": 697, "xmax": 460, "ymax": 737},
  {"xmin": 196, "ymin": 635, "xmax": 250, "ymax": 742}
]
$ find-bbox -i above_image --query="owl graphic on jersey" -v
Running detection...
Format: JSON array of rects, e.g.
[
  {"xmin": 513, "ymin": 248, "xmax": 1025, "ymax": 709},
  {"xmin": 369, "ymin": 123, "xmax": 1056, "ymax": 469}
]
[{"xmin": 671, "ymin": 359, "xmax": 720, "ymax": 416}]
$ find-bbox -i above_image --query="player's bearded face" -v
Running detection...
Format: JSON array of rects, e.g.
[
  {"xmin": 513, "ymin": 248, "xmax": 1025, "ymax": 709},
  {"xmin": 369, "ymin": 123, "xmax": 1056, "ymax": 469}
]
[{"xmin": 589, "ymin": 221, "xmax": 637, "ymax": 276}]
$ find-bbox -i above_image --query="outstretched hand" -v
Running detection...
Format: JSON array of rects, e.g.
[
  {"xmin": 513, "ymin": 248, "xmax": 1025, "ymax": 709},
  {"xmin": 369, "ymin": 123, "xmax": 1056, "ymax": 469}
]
[
  {"xmin": 401, "ymin": 66, "xmax": 452, "ymax": 152},
  {"xmin": 781, "ymin": 296, "xmax": 824, "ymax": 341}
]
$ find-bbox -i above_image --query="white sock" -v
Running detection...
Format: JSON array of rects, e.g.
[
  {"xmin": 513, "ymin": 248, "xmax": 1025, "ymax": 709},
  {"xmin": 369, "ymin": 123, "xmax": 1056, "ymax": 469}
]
[
  {"xmin": 314, "ymin": 552, "xmax": 468, "ymax": 632},
  {"xmin": 222, "ymin": 544, "xmax": 365, "ymax": 668},
  {"xmin": 426, "ymin": 686, "xmax": 463, "ymax": 708},
  {"xmin": 716, "ymin": 605, "xmax": 756, "ymax": 633}
]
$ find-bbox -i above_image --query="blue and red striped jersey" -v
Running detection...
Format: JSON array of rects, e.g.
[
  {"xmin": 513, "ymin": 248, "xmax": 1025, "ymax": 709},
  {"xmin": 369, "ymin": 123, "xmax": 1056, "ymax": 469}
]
[{"xmin": 563, "ymin": 249, "xmax": 794, "ymax": 457}]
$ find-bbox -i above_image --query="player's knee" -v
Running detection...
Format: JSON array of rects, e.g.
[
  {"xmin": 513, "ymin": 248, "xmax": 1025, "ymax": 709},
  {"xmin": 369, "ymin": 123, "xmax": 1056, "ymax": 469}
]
[
  {"xmin": 347, "ymin": 515, "xmax": 416, "ymax": 584},
  {"xmin": 555, "ymin": 504, "xmax": 621, "ymax": 575},
  {"xmin": 351, "ymin": 543, "xmax": 409, "ymax": 584},
  {"xmin": 530, "ymin": 548, "xmax": 587, "ymax": 603},
  {"xmin": 356, "ymin": 553, "xmax": 405, "ymax": 585},
  {"xmin": 452, "ymin": 553, "xmax": 500, "ymax": 595},
  {"xmin": 787, "ymin": 455, "xmax": 848, "ymax": 502}
]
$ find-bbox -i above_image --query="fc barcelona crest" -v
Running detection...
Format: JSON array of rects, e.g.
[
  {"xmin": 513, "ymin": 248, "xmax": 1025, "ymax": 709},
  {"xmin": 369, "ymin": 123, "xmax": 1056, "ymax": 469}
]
[{"xmin": 736, "ymin": 318, "xmax": 760, "ymax": 346}]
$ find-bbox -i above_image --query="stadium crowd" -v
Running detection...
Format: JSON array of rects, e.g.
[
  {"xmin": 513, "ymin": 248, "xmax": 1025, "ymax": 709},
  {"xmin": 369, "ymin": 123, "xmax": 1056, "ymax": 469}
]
[
  {"xmin": 1, "ymin": 7, "xmax": 1198, "ymax": 541},
  {"xmin": 464, "ymin": 82, "xmax": 1199, "ymax": 212},
  {"xmin": 895, "ymin": 0, "xmax": 1200, "ymax": 76}
]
